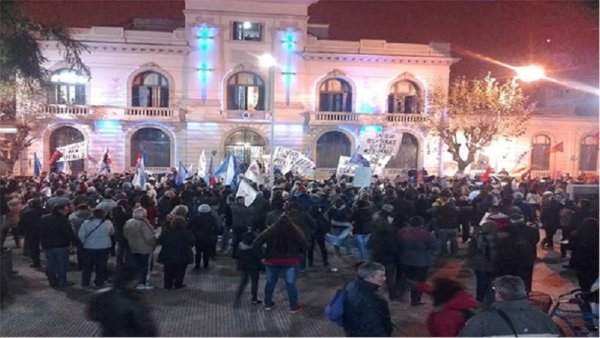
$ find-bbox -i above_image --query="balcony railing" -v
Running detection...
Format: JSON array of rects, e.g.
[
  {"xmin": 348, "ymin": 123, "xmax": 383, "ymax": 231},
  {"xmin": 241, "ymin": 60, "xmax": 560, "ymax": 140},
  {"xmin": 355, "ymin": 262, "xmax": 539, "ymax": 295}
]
[
  {"xmin": 385, "ymin": 113, "xmax": 428, "ymax": 123},
  {"xmin": 42, "ymin": 104, "xmax": 89, "ymax": 115},
  {"xmin": 222, "ymin": 110, "xmax": 268, "ymax": 121},
  {"xmin": 125, "ymin": 107, "xmax": 174, "ymax": 117},
  {"xmin": 309, "ymin": 111, "xmax": 428, "ymax": 125}
]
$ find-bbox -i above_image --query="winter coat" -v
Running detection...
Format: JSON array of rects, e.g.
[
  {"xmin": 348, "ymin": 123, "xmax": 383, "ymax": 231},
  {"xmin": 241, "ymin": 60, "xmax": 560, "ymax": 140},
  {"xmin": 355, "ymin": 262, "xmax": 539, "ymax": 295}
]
[
  {"xmin": 351, "ymin": 207, "xmax": 373, "ymax": 235},
  {"xmin": 427, "ymin": 291, "xmax": 479, "ymax": 337},
  {"xmin": 458, "ymin": 299, "xmax": 560, "ymax": 337},
  {"xmin": 569, "ymin": 221, "xmax": 599, "ymax": 271},
  {"xmin": 19, "ymin": 206, "xmax": 48, "ymax": 237},
  {"xmin": 111, "ymin": 207, "xmax": 131, "ymax": 242},
  {"xmin": 188, "ymin": 213, "xmax": 220, "ymax": 243},
  {"xmin": 231, "ymin": 202, "xmax": 251, "ymax": 229},
  {"xmin": 327, "ymin": 204, "xmax": 351, "ymax": 223},
  {"xmin": 397, "ymin": 226, "xmax": 439, "ymax": 267},
  {"xmin": 252, "ymin": 224, "xmax": 309, "ymax": 262},
  {"xmin": 79, "ymin": 218, "xmax": 114, "ymax": 250},
  {"xmin": 40, "ymin": 213, "xmax": 81, "ymax": 250},
  {"xmin": 369, "ymin": 219, "xmax": 399, "ymax": 264},
  {"xmin": 466, "ymin": 225, "xmax": 497, "ymax": 272},
  {"xmin": 438, "ymin": 204, "xmax": 460, "ymax": 230},
  {"xmin": 123, "ymin": 217, "xmax": 156, "ymax": 255},
  {"xmin": 236, "ymin": 242, "xmax": 263, "ymax": 272},
  {"xmin": 69, "ymin": 209, "xmax": 92, "ymax": 233},
  {"xmin": 391, "ymin": 198, "xmax": 415, "ymax": 224},
  {"xmin": 342, "ymin": 277, "xmax": 393, "ymax": 337},
  {"xmin": 96, "ymin": 199, "xmax": 118, "ymax": 218},
  {"xmin": 265, "ymin": 209, "xmax": 284, "ymax": 228},
  {"xmin": 540, "ymin": 199, "xmax": 562, "ymax": 230},
  {"xmin": 308, "ymin": 206, "xmax": 330, "ymax": 236},
  {"xmin": 157, "ymin": 226, "xmax": 195, "ymax": 265},
  {"xmin": 88, "ymin": 286, "xmax": 157, "ymax": 337},
  {"xmin": 287, "ymin": 209, "xmax": 316, "ymax": 243}
]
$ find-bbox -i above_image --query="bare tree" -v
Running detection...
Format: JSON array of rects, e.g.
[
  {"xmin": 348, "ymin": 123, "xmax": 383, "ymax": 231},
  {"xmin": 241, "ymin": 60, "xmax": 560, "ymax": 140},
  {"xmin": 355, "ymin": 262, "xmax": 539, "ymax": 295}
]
[{"xmin": 429, "ymin": 75, "xmax": 535, "ymax": 174}]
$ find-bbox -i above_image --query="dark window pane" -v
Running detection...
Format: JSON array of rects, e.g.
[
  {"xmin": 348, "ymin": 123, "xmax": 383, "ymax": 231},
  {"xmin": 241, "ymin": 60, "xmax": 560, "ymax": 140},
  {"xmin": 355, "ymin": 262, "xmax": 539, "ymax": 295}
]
[
  {"xmin": 226, "ymin": 73, "xmax": 265, "ymax": 110},
  {"xmin": 131, "ymin": 128, "xmax": 171, "ymax": 167},
  {"xmin": 531, "ymin": 144, "xmax": 550, "ymax": 170},
  {"xmin": 131, "ymin": 71, "xmax": 169, "ymax": 107},
  {"xmin": 316, "ymin": 131, "xmax": 351, "ymax": 168},
  {"xmin": 580, "ymin": 144, "xmax": 598, "ymax": 171}
]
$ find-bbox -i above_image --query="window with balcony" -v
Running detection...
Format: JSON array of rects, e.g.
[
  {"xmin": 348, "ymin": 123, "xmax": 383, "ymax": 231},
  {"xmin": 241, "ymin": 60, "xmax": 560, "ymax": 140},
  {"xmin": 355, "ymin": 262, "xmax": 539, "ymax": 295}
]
[
  {"xmin": 388, "ymin": 80, "xmax": 420, "ymax": 114},
  {"xmin": 316, "ymin": 131, "xmax": 351, "ymax": 168},
  {"xmin": 132, "ymin": 71, "xmax": 169, "ymax": 107},
  {"xmin": 50, "ymin": 126, "xmax": 85, "ymax": 174},
  {"xmin": 319, "ymin": 78, "xmax": 352, "ymax": 112},
  {"xmin": 233, "ymin": 21, "xmax": 262, "ymax": 41},
  {"xmin": 531, "ymin": 134, "xmax": 551, "ymax": 170},
  {"xmin": 386, "ymin": 133, "xmax": 418, "ymax": 169},
  {"xmin": 579, "ymin": 135, "xmax": 598, "ymax": 171},
  {"xmin": 49, "ymin": 69, "xmax": 87, "ymax": 105},
  {"xmin": 227, "ymin": 72, "xmax": 265, "ymax": 111},
  {"xmin": 130, "ymin": 128, "xmax": 171, "ymax": 167}
]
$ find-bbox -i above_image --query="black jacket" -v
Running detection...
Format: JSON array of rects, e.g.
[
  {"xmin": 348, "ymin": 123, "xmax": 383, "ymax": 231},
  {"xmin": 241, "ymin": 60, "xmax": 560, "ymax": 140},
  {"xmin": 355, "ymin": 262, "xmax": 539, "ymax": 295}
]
[
  {"xmin": 351, "ymin": 207, "xmax": 373, "ymax": 235},
  {"xmin": 343, "ymin": 278, "xmax": 393, "ymax": 337},
  {"xmin": 189, "ymin": 213, "xmax": 220, "ymax": 242},
  {"xmin": 40, "ymin": 213, "xmax": 80, "ymax": 250},
  {"xmin": 88, "ymin": 287, "xmax": 157, "ymax": 337},
  {"xmin": 157, "ymin": 227, "xmax": 195, "ymax": 265},
  {"xmin": 236, "ymin": 242, "xmax": 263, "ymax": 272},
  {"xmin": 438, "ymin": 204, "xmax": 460, "ymax": 230},
  {"xmin": 20, "ymin": 206, "xmax": 48, "ymax": 236}
]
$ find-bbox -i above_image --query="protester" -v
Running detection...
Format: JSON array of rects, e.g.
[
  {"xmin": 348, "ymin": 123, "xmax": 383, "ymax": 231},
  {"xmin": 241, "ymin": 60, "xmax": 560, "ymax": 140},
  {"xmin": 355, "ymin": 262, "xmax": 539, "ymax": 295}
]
[
  {"xmin": 78, "ymin": 208, "xmax": 114, "ymax": 288},
  {"xmin": 234, "ymin": 230, "xmax": 262, "ymax": 307},
  {"xmin": 123, "ymin": 207, "xmax": 156, "ymax": 290},
  {"xmin": 189, "ymin": 204, "xmax": 220, "ymax": 270},
  {"xmin": 342, "ymin": 262, "xmax": 393, "ymax": 337},
  {"xmin": 458, "ymin": 275, "xmax": 560, "ymax": 336},
  {"xmin": 157, "ymin": 216, "xmax": 195, "ymax": 289},
  {"xmin": 19, "ymin": 197, "xmax": 48, "ymax": 268}
]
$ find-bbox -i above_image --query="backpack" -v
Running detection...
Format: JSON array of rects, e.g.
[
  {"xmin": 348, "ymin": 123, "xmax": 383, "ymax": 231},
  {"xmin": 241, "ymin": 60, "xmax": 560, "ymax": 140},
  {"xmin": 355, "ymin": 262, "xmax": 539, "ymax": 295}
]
[{"xmin": 324, "ymin": 287, "xmax": 346, "ymax": 327}]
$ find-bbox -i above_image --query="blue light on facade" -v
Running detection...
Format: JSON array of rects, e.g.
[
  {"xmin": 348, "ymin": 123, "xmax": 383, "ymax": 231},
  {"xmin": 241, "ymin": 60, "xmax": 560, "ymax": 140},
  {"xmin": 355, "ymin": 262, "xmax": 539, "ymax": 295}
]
[
  {"xmin": 196, "ymin": 25, "xmax": 215, "ymax": 103},
  {"xmin": 95, "ymin": 120, "xmax": 121, "ymax": 132},
  {"xmin": 360, "ymin": 125, "xmax": 383, "ymax": 134},
  {"xmin": 282, "ymin": 29, "xmax": 296, "ymax": 105}
]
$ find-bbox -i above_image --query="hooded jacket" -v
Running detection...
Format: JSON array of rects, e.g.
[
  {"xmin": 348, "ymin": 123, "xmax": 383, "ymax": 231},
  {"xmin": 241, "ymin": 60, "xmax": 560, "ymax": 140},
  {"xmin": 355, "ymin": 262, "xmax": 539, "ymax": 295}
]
[
  {"xmin": 427, "ymin": 291, "xmax": 479, "ymax": 337},
  {"xmin": 342, "ymin": 277, "xmax": 393, "ymax": 337},
  {"xmin": 123, "ymin": 214, "xmax": 156, "ymax": 255}
]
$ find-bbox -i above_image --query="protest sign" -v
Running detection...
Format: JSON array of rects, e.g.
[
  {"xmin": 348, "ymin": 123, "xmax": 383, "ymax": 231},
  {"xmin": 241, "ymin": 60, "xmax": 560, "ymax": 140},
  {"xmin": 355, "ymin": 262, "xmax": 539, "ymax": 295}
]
[
  {"xmin": 360, "ymin": 128, "xmax": 403, "ymax": 157},
  {"xmin": 336, "ymin": 156, "xmax": 357, "ymax": 177},
  {"xmin": 272, "ymin": 146, "xmax": 315, "ymax": 176},
  {"xmin": 56, "ymin": 141, "xmax": 87, "ymax": 161},
  {"xmin": 364, "ymin": 154, "xmax": 391, "ymax": 176},
  {"xmin": 353, "ymin": 166, "xmax": 372, "ymax": 187}
]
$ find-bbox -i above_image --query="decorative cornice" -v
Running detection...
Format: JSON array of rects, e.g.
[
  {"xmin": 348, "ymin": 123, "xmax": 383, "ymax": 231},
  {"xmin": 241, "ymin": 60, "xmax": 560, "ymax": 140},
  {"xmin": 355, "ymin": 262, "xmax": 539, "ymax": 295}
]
[
  {"xmin": 41, "ymin": 41, "xmax": 189, "ymax": 55},
  {"xmin": 303, "ymin": 52, "xmax": 458, "ymax": 65}
]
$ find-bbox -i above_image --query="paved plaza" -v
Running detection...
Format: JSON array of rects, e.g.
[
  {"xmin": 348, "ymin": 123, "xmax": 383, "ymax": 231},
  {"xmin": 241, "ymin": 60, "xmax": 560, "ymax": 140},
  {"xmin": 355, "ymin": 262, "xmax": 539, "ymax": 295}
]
[{"xmin": 0, "ymin": 234, "xmax": 579, "ymax": 337}]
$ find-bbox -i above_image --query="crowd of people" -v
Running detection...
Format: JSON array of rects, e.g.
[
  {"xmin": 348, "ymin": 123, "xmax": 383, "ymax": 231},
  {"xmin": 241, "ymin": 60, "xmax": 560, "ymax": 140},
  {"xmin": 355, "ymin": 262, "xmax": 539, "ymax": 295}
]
[{"xmin": 0, "ymin": 167, "xmax": 598, "ymax": 336}]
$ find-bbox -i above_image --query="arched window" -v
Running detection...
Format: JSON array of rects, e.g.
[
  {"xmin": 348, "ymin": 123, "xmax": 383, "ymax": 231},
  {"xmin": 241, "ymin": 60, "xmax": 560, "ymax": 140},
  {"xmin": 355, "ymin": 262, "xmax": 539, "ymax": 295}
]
[
  {"xmin": 227, "ymin": 72, "xmax": 265, "ymax": 111},
  {"xmin": 531, "ymin": 134, "xmax": 551, "ymax": 170},
  {"xmin": 50, "ymin": 126, "xmax": 85, "ymax": 174},
  {"xmin": 388, "ymin": 80, "xmax": 420, "ymax": 114},
  {"xmin": 319, "ymin": 78, "xmax": 352, "ymax": 112},
  {"xmin": 49, "ymin": 69, "xmax": 87, "ymax": 105},
  {"xmin": 130, "ymin": 128, "xmax": 171, "ymax": 167},
  {"xmin": 387, "ymin": 133, "xmax": 418, "ymax": 169},
  {"xmin": 579, "ymin": 135, "xmax": 598, "ymax": 171},
  {"xmin": 225, "ymin": 129, "xmax": 265, "ymax": 167},
  {"xmin": 316, "ymin": 131, "xmax": 351, "ymax": 167},
  {"xmin": 132, "ymin": 71, "xmax": 169, "ymax": 107}
]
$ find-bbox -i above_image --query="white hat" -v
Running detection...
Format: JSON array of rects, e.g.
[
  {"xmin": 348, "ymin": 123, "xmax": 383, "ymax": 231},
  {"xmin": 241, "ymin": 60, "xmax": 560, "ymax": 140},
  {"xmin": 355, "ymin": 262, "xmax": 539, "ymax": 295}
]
[{"xmin": 198, "ymin": 204, "xmax": 211, "ymax": 213}]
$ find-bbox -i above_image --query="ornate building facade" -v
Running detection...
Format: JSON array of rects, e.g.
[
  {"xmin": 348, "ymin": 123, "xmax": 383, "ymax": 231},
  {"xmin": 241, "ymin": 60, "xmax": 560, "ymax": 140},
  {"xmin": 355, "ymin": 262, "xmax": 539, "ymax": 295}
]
[{"xmin": 11, "ymin": 0, "xmax": 599, "ymax": 178}]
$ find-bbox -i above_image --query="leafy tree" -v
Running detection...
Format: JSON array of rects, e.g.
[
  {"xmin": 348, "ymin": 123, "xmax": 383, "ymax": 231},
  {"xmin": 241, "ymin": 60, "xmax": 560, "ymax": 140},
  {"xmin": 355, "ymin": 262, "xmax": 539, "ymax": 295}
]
[
  {"xmin": 429, "ymin": 75, "xmax": 535, "ymax": 174},
  {"xmin": 0, "ymin": 0, "xmax": 89, "ymax": 173}
]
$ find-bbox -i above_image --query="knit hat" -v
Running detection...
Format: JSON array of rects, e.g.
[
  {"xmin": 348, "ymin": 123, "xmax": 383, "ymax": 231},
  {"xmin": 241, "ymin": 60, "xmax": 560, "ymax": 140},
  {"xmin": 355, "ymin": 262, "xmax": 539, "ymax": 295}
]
[
  {"xmin": 198, "ymin": 204, "xmax": 211, "ymax": 213},
  {"xmin": 381, "ymin": 204, "xmax": 394, "ymax": 213}
]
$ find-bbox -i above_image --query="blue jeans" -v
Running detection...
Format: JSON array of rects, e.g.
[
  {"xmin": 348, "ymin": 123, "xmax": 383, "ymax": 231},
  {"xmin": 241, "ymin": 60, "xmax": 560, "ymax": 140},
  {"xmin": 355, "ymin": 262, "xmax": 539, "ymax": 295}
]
[
  {"xmin": 264, "ymin": 264, "xmax": 298, "ymax": 308},
  {"xmin": 355, "ymin": 234, "xmax": 371, "ymax": 262},
  {"xmin": 129, "ymin": 253, "xmax": 152, "ymax": 286},
  {"xmin": 329, "ymin": 225, "xmax": 353, "ymax": 255},
  {"xmin": 45, "ymin": 247, "xmax": 70, "ymax": 287},
  {"xmin": 437, "ymin": 228, "xmax": 458, "ymax": 255}
]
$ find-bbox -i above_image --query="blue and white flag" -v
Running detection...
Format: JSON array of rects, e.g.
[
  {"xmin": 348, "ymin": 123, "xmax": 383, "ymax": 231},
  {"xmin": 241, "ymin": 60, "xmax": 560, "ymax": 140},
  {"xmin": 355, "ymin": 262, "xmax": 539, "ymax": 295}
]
[
  {"xmin": 197, "ymin": 150, "xmax": 207, "ymax": 178},
  {"xmin": 175, "ymin": 161, "xmax": 189, "ymax": 187},
  {"xmin": 214, "ymin": 153, "xmax": 240, "ymax": 189},
  {"xmin": 349, "ymin": 146, "xmax": 370, "ymax": 167},
  {"xmin": 33, "ymin": 152, "xmax": 42, "ymax": 177},
  {"xmin": 132, "ymin": 152, "xmax": 146, "ymax": 188}
]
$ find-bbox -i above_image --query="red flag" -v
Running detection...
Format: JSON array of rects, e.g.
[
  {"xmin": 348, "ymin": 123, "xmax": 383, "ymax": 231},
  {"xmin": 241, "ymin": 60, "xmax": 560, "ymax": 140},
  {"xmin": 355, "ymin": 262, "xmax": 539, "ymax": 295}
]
[
  {"xmin": 545, "ymin": 142, "xmax": 564, "ymax": 154},
  {"xmin": 48, "ymin": 150, "xmax": 62, "ymax": 166},
  {"xmin": 481, "ymin": 167, "xmax": 493, "ymax": 182}
]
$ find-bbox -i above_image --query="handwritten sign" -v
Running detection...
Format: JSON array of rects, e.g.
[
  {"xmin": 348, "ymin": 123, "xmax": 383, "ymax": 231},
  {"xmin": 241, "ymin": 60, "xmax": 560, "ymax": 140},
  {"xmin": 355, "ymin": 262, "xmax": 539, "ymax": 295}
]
[
  {"xmin": 336, "ymin": 156, "xmax": 357, "ymax": 177},
  {"xmin": 56, "ymin": 141, "xmax": 87, "ymax": 161},
  {"xmin": 272, "ymin": 146, "xmax": 315, "ymax": 176},
  {"xmin": 360, "ymin": 128, "xmax": 403, "ymax": 157}
]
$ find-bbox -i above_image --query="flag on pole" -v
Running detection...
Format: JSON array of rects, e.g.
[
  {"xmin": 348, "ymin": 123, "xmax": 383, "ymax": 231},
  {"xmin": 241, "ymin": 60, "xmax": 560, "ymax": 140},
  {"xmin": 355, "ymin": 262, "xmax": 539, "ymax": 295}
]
[
  {"xmin": 214, "ymin": 153, "xmax": 240, "ymax": 189},
  {"xmin": 33, "ymin": 152, "xmax": 42, "ymax": 177},
  {"xmin": 236, "ymin": 178, "xmax": 258, "ymax": 207},
  {"xmin": 87, "ymin": 153, "xmax": 98, "ymax": 165},
  {"xmin": 349, "ymin": 146, "xmax": 370, "ymax": 167},
  {"xmin": 132, "ymin": 151, "xmax": 146, "ymax": 188},
  {"xmin": 197, "ymin": 150, "xmax": 207, "ymax": 178},
  {"xmin": 544, "ymin": 142, "xmax": 564, "ymax": 154},
  {"xmin": 61, "ymin": 160, "xmax": 71, "ymax": 175},
  {"xmin": 99, "ymin": 147, "xmax": 112, "ymax": 174},
  {"xmin": 205, "ymin": 155, "xmax": 216, "ymax": 187},
  {"xmin": 175, "ymin": 161, "xmax": 189, "ymax": 187},
  {"xmin": 48, "ymin": 150, "xmax": 62, "ymax": 173},
  {"xmin": 480, "ymin": 167, "xmax": 493, "ymax": 182}
]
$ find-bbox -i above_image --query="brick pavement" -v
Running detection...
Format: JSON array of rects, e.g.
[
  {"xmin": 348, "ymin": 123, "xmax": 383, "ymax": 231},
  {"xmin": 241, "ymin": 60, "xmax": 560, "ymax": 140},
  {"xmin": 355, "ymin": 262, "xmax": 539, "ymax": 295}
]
[{"xmin": 0, "ymin": 233, "xmax": 579, "ymax": 337}]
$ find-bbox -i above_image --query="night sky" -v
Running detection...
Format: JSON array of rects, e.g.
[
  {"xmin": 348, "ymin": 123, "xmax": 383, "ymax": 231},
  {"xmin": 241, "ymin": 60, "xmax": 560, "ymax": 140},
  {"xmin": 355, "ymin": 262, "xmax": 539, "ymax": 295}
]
[{"xmin": 18, "ymin": 0, "xmax": 599, "ymax": 81}]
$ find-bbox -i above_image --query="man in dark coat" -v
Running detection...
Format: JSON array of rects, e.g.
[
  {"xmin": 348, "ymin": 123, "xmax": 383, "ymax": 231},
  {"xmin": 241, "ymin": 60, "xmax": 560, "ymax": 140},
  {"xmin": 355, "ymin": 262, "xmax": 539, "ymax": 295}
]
[
  {"xmin": 507, "ymin": 209, "xmax": 539, "ymax": 292},
  {"xmin": 230, "ymin": 196, "xmax": 252, "ymax": 258},
  {"xmin": 40, "ymin": 202, "xmax": 80, "ymax": 288},
  {"xmin": 342, "ymin": 262, "xmax": 393, "ymax": 337},
  {"xmin": 20, "ymin": 198, "xmax": 48, "ymax": 268}
]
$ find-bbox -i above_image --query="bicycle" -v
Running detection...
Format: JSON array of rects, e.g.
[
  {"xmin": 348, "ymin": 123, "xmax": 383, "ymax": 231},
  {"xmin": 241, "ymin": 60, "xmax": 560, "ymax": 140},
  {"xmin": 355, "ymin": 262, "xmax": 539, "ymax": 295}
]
[{"xmin": 548, "ymin": 288, "xmax": 599, "ymax": 337}]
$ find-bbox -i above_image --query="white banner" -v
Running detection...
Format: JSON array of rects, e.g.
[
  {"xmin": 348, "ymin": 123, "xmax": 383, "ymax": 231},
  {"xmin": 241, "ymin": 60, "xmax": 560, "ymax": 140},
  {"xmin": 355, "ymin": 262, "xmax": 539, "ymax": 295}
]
[
  {"xmin": 236, "ymin": 179, "xmax": 258, "ymax": 207},
  {"xmin": 56, "ymin": 141, "xmax": 87, "ymax": 161},
  {"xmin": 336, "ymin": 156, "xmax": 357, "ymax": 177},
  {"xmin": 353, "ymin": 166, "xmax": 372, "ymax": 187},
  {"xmin": 360, "ymin": 128, "xmax": 403, "ymax": 157},
  {"xmin": 364, "ymin": 154, "xmax": 392, "ymax": 177},
  {"xmin": 272, "ymin": 146, "xmax": 315, "ymax": 176}
]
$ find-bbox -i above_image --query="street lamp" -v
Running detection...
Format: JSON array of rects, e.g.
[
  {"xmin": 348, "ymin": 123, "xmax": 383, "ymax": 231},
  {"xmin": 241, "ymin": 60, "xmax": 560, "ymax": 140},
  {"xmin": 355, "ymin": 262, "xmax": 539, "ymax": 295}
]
[
  {"xmin": 514, "ymin": 65, "xmax": 545, "ymax": 82},
  {"xmin": 260, "ymin": 53, "xmax": 277, "ymax": 187}
]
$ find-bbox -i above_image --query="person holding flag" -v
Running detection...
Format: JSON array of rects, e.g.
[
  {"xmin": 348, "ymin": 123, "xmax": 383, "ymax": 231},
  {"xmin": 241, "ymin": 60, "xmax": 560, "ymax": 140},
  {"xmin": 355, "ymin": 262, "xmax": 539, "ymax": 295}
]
[
  {"xmin": 214, "ymin": 153, "xmax": 240, "ymax": 189},
  {"xmin": 99, "ymin": 147, "xmax": 112, "ymax": 174}
]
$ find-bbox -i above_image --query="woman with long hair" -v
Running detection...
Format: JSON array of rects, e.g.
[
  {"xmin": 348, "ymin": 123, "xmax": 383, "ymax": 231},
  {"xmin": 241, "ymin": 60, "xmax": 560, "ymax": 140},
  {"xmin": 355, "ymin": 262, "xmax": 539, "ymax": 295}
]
[{"xmin": 252, "ymin": 214, "xmax": 308, "ymax": 312}]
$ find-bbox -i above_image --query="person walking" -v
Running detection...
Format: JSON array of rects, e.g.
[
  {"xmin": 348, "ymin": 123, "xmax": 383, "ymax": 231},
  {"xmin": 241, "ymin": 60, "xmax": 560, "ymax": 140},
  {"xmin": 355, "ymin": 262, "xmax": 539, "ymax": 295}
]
[
  {"xmin": 350, "ymin": 199, "xmax": 373, "ymax": 263},
  {"xmin": 458, "ymin": 275, "xmax": 560, "ymax": 336},
  {"xmin": 78, "ymin": 208, "xmax": 114, "ymax": 288},
  {"xmin": 342, "ymin": 262, "xmax": 393, "ymax": 337},
  {"xmin": 157, "ymin": 216, "xmax": 195, "ymax": 289},
  {"xmin": 123, "ymin": 207, "xmax": 156, "ymax": 290},
  {"xmin": 40, "ymin": 201, "xmax": 80, "ymax": 288},
  {"xmin": 252, "ymin": 215, "xmax": 308, "ymax": 312},
  {"xmin": 234, "ymin": 230, "xmax": 263, "ymax": 307},
  {"xmin": 20, "ymin": 198, "xmax": 48, "ymax": 268}
]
